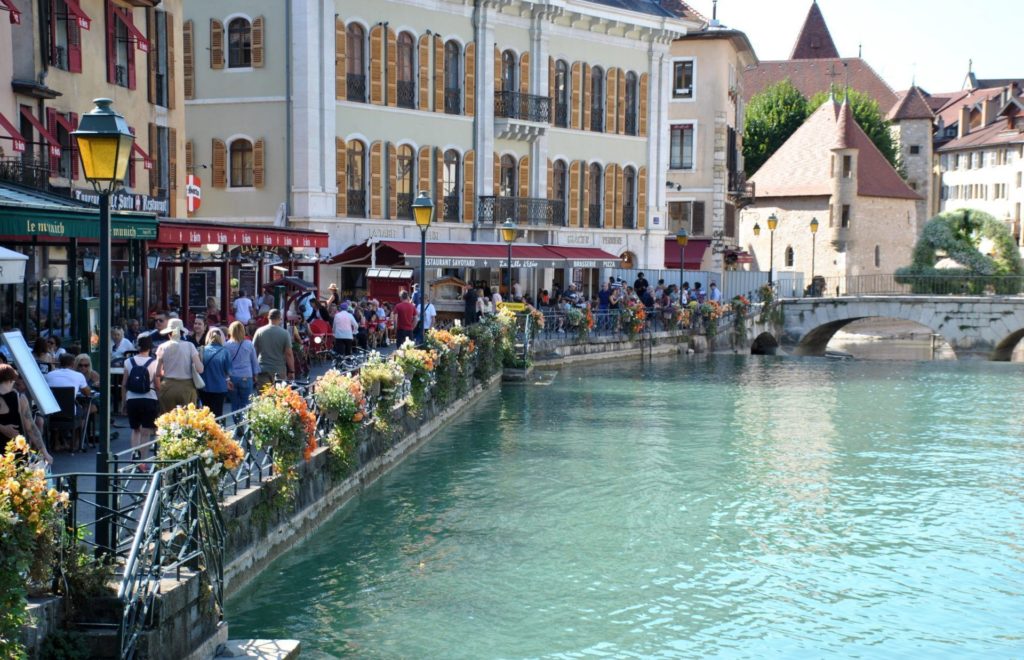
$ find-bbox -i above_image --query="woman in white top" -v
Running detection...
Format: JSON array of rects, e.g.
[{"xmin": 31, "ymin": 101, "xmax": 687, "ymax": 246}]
[
  {"xmin": 233, "ymin": 290, "xmax": 254, "ymax": 324},
  {"xmin": 155, "ymin": 318, "xmax": 204, "ymax": 414},
  {"xmin": 476, "ymin": 289, "xmax": 494, "ymax": 318},
  {"xmin": 121, "ymin": 334, "xmax": 161, "ymax": 459},
  {"xmin": 111, "ymin": 327, "xmax": 134, "ymax": 357}
]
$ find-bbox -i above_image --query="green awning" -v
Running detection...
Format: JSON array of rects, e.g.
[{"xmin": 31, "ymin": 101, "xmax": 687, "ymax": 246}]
[{"xmin": 0, "ymin": 207, "xmax": 158, "ymax": 240}]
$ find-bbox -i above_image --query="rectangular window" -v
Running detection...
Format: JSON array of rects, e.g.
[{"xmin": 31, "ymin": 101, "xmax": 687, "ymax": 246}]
[
  {"xmin": 1016, "ymin": 172, "xmax": 1022, "ymax": 188},
  {"xmin": 842, "ymin": 155, "xmax": 852, "ymax": 178},
  {"xmin": 667, "ymin": 201, "xmax": 690, "ymax": 234},
  {"xmin": 909, "ymin": 145, "xmax": 921, "ymax": 155},
  {"xmin": 841, "ymin": 204, "xmax": 851, "ymax": 228},
  {"xmin": 669, "ymin": 123, "xmax": 695, "ymax": 170},
  {"xmin": 672, "ymin": 60, "xmax": 694, "ymax": 100},
  {"xmin": 49, "ymin": 0, "xmax": 84, "ymax": 72}
]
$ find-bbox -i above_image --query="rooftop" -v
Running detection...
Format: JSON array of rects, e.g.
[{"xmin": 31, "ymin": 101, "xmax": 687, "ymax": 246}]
[{"xmin": 790, "ymin": 1, "xmax": 839, "ymax": 60}]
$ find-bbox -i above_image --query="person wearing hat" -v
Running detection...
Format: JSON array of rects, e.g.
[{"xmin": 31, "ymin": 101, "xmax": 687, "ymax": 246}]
[
  {"xmin": 155, "ymin": 317, "xmax": 204, "ymax": 413},
  {"xmin": 326, "ymin": 283, "xmax": 342, "ymax": 308}
]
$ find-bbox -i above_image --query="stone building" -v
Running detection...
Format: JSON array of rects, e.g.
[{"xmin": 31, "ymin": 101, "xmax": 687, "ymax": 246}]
[
  {"xmin": 739, "ymin": 98, "xmax": 920, "ymax": 290},
  {"xmin": 886, "ymin": 86, "xmax": 935, "ymax": 229},
  {"xmin": 184, "ymin": 0, "xmax": 703, "ymax": 296}
]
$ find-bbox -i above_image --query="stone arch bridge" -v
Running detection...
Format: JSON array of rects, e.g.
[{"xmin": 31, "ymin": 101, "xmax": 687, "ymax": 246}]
[{"xmin": 748, "ymin": 296, "xmax": 1024, "ymax": 360}]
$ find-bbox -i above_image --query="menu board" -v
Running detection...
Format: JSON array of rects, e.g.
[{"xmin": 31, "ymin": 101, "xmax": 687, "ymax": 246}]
[
  {"xmin": 238, "ymin": 268, "xmax": 257, "ymax": 299},
  {"xmin": 188, "ymin": 272, "xmax": 208, "ymax": 311}
]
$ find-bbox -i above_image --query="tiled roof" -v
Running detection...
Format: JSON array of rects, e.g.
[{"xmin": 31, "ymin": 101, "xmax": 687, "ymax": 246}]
[
  {"xmin": 586, "ymin": 0, "xmax": 676, "ymax": 18},
  {"xmin": 750, "ymin": 100, "xmax": 920, "ymax": 200},
  {"xmin": 790, "ymin": 1, "xmax": 839, "ymax": 60},
  {"xmin": 742, "ymin": 58, "xmax": 898, "ymax": 110},
  {"xmin": 938, "ymin": 107, "xmax": 1024, "ymax": 152},
  {"xmin": 933, "ymin": 86, "xmax": 1006, "ymax": 129},
  {"xmin": 657, "ymin": 0, "xmax": 707, "ymax": 22},
  {"xmin": 887, "ymin": 86, "xmax": 935, "ymax": 121}
]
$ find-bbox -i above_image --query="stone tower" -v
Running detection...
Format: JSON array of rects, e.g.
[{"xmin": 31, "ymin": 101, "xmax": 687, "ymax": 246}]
[
  {"xmin": 887, "ymin": 86, "xmax": 935, "ymax": 230},
  {"xmin": 830, "ymin": 97, "xmax": 858, "ymax": 270}
]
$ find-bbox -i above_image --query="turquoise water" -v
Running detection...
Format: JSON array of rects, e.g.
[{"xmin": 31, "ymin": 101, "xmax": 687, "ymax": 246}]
[{"xmin": 227, "ymin": 356, "xmax": 1024, "ymax": 658}]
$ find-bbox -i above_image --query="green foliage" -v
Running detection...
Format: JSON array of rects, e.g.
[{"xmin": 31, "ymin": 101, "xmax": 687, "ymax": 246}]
[
  {"xmin": 895, "ymin": 208, "xmax": 1024, "ymax": 293},
  {"xmin": 38, "ymin": 629, "xmax": 90, "ymax": 660},
  {"xmin": 742, "ymin": 80, "xmax": 809, "ymax": 176},
  {"xmin": 808, "ymin": 89, "xmax": 902, "ymax": 174}
]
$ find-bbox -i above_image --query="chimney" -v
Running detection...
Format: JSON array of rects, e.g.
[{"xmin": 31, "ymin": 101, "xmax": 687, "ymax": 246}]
[
  {"xmin": 958, "ymin": 105, "xmax": 971, "ymax": 138},
  {"xmin": 982, "ymin": 97, "xmax": 998, "ymax": 126}
]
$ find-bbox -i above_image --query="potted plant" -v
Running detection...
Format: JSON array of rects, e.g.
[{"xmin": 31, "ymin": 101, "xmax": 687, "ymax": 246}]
[
  {"xmin": 313, "ymin": 369, "xmax": 366, "ymax": 424},
  {"xmin": 247, "ymin": 383, "xmax": 318, "ymax": 479},
  {"xmin": 156, "ymin": 403, "xmax": 244, "ymax": 486}
]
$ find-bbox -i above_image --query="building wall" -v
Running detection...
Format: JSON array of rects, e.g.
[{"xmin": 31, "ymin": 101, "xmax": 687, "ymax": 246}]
[
  {"xmin": 938, "ymin": 144, "xmax": 1024, "ymax": 246},
  {"xmin": 891, "ymin": 118, "xmax": 933, "ymax": 227},
  {"xmin": 0, "ymin": 11, "xmax": 14, "ymax": 129}
]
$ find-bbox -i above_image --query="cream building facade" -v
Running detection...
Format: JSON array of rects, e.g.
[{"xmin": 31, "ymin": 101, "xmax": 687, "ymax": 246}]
[{"xmin": 184, "ymin": 0, "xmax": 702, "ymax": 293}]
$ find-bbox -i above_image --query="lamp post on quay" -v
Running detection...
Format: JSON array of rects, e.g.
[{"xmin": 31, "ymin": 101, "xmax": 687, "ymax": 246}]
[
  {"xmin": 411, "ymin": 191, "xmax": 434, "ymax": 344},
  {"xmin": 72, "ymin": 98, "xmax": 134, "ymax": 554},
  {"xmin": 675, "ymin": 227, "xmax": 689, "ymax": 291},
  {"xmin": 809, "ymin": 216, "xmax": 819, "ymax": 283},
  {"xmin": 764, "ymin": 212, "xmax": 779, "ymax": 287},
  {"xmin": 500, "ymin": 218, "xmax": 518, "ymax": 304}
]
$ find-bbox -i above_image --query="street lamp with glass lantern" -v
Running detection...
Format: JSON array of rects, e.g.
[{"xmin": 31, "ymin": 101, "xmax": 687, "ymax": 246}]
[
  {"xmin": 809, "ymin": 217, "xmax": 819, "ymax": 282},
  {"xmin": 411, "ymin": 191, "xmax": 434, "ymax": 343},
  {"xmin": 72, "ymin": 98, "xmax": 134, "ymax": 554},
  {"xmin": 675, "ymin": 227, "xmax": 689, "ymax": 292},
  {"xmin": 766, "ymin": 212, "xmax": 779, "ymax": 287},
  {"xmin": 501, "ymin": 218, "xmax": 518, "ymax": 304}
]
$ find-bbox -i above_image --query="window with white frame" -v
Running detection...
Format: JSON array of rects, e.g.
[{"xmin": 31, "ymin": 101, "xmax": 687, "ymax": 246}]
[
  {"xmin": 672, "ymin": 59, "xmax": 694, "ymax": 100},
  {"xmin": 670, "ymin": 123, "xmax": 695, "ymax": 170}
]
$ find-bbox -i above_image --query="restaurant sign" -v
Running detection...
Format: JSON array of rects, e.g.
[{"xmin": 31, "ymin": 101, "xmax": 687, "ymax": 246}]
[
  {"xmin": 72, "ymin": 189, "xmax": 171, "ymax": 216},
  {"xmin": 406, "ymin": 256, "xmax": 543, "ymax": 269},
  {"xmin": 157, "ymin": 225, "xmax": 329, "ymax": 248},
  {"xmin": 0, "ymin": 215, "xmax": 158, "ymax": 240}
]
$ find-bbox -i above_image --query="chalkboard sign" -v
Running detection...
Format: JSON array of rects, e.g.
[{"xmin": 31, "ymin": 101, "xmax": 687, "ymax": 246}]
[
  {"xmin": 238, "ymin": 267, "xmax": 257, "ymax": 299},
  {"xmin": 188, "ymin": 272, "xmax": 208, "ymax": 311}
]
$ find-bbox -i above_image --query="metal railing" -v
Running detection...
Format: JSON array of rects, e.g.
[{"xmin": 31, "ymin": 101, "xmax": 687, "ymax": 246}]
[
  {"xmin": 532, "ymin": 306, "xmax": 734, "ymax": 342},
  {"xmin": 590, "ymin": 108, "xmax": 604, "ymax": 132},
  {"xmin": 444, "ymin": 88, "xmax": 461, "ymax": 115},
  {"xmin": 0, "ymin": 157, "xmax": 53, "ymax": 191},
  {"xmin": 347, "ymin": 190, "xmax": 366, "ymax": 218},
  {"xmin": 554, "ymin": 103, "xmax": 568, "ymax": 128},
  {"xmin": 622, "ymin": 204, "xmax": 636, "ymax": 229},
  {"xmin": 588, "ymin": 204, "xmax": 603, "ymax": 228},
  {"xmin": 494, "ymin": 91, "xmax": 551, "ymax": 123},
  {"xmin": 396, "ymin": 80, "xmax": 416, "ymax": 109},
  {"xmin": 347, "ymin": 74, "xmax": 367, "ymax": 102},
  {"xmin": 396, "ymin": 192, "xmax": 413, "ymax": 220},
  {"xmin": 625, "ymin": 112, "xmax": 637, "ymax": 136},
  {"xmin": 804, "ymin": 273, "xmax": 1024, "ymax": 298},
  {"xmin": 442, "ymin": 194, "xmax": 460, "ymax": 222},
  {"xmin": 477, "ymin": 196, "xmax": 566, "ymax": 226}
]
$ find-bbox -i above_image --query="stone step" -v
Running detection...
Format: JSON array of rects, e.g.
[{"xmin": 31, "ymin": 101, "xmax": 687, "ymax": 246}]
[{"xmin": 215, "ymin": 639, "xmax": 301, "ymax": 660}]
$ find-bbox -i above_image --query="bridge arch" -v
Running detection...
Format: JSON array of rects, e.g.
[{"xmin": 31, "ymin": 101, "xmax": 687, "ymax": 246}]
[
  {"xmin": 750, "ymin": 332, "xmax": 780, "ymax": 355},
  {"xmin": 993, "ymin": 328, "xmax": 1024, "ymax": 362}
]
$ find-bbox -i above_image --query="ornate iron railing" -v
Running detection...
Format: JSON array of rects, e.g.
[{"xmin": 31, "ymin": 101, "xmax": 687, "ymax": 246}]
[
  {"xmin": 397, "ymin": 80, "xmax": 416, "ymax": 109},
  {"xmin": 477, "ymin": 196, "xmax": 566, "ymax": 226},
  {"xmin": 347, "ymin": 190, "xmax": 366, "ymax": 218},
  {"xmin": 554, "ymin": 103, "xmax": 568, "ymax": 128},
  {"xmin": 494, "ymin": 91, "xmax": 551, "ymax": 123},
  {"xmin": 622, "ymin": 204, "xmax": 636, "ymax": 229},
  {"xmin": 396, "ymin": 192, "xmax": 413, "ymax": 219},
  {"xmin": 347, "ymin": 74, "xmax": 367, "ymax": 102},
  {"xmin": 443, "ymin": 194, "xmax": 460, "ymax": 222},
  {"xmin": 625, "ymin": 112, "xmax": 637, "ymax": 136},
  {"xmin": 444, "ymin": 88, "xmax": 461, "ymax": 115},
  {"xmin": 590, "ymin": 108, "xmax": 604, "ymax": 132},
  {"xmin": 0, "ymin": 157, "xmax": 52, "ymax": 191},
  {"xmin": 588, "ymin": 204, "xmax": 603, "ymax": 228}
]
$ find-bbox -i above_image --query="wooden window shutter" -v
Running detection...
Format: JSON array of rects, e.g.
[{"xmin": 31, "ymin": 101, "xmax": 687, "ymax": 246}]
[
  {"xmin": 418, "ymin": 35, "xmax": 430, "ymax": 109},
  {"xmin": 519, "ymin": 52, "xmax": 530, "ymax": 94},
  {"xmin": 387, "ymin": 143, "xmax": 397, "ymax": 219},
  {"xmin": 335, "ymin": 19, "xmax": 346, "ymax": 100},
  {"xmin": 639, "ymin": 73, "xmax": 649, "ymax": 137},
  {"xmin": 604, "ymin": 165, "xmax": 615, "ymax": 228},
  {"xmin": 518, "ymin": 155, "xmax": 529, "ymax": 198},
  {"xmin": 369, "ymin": 26, "xmax": 384, "ymax": 105},
  {"xmin": 617, "ymin": 70, "xmax": 626, "ymax": 135},
  {"xmin": 462, "ymin": 149, "xmax": 475, "ymax": 223},
  {"xmin": 581, "ymin": 162, "xmax": 590, "ymax": 227},
  {"xmin": 582, "ymin": 64, "xmax": 592, "ymax": 132},
  {"xmin": 568, "ymin": 160, "xmax": 581, "ymax": 226},
  {"xmin": 493, "ymin": 46, "xmax": 501, "ymax": 92},
  {"xmin": 212, "ymin": 138, "xmax": 226, "ymax": 187},
  {"xmin": 570, "ymin": 62, "xmax": 582, "ymax": 129},
  {"xmin": 370, "ymin": 141, "xmax": 383, "ymax": 217},
  {"xmin": 185, "ymin": 140, "xmax": 193, "ymax": 174},
  {"xmin": 548, "ymin": 57, "xmax": 555, "ymax": 122},
  {"xmin": 67, "ymin": 18, "xmax": 82, "ymax": 73},
  {"xmin": 106, "ymin": 4, "xmax": 118, "ymax": 84},
  {"xmin": 127, "ymin": 16, "xmax": 137, "ymax": 90},
  {"xmin": 149, "ymin": 123, "xmax": 159, "ymax": 195},
  {"xmin": 386, "ymin": 28, "xmax": 397, "ymax": 107},
  {"xmin": 417, "ymin": 146, "xmax": 431, "ymax": 195},
  {"xmin": 253, "ymin": 138, "xmax": 265, "ymax": 189},
  {"xmin": 493, "ymin": 152, "xmax": 499, "ymax": 195},
  {"xmin": 546, "ymin": 159, "xmax": 553, "ymax": 199},
  {"xmin": 166, "ymin": 13, "xmax": 176, "ymax": 108},
  {"xmin": 168, "ymin": 127, "xmax": 178, "ymax": 216},
  {"xmin": 434, "ymin": 148, "xmax": 443, "ymax": 207},
  {"xmin": 605, "ymin": 69, "xmax": 617, "ymax": 134},
  {"xmin": 69, "ymin": 113, "xmax": 79, "ymax": 181},
  {"xmin": 210, "ymin": 19, "xmax": 224, "ymax": 69},
  {"xmin": 147, "ymin": 10, "xmax": 157, "ymax": 104},
  {"xmin": 464, "ymin": 43, "xmax": 475, "ymax": 117},
  {"xmin": 335, "ymin": 138, "xmax": 347, "ymax": 215},
  {"xmin": 637, "ymin": 166, "xmax": 647, "ymax": 228},
  {"xmin": 46, "ymin": 109, "xmax": 59, "ymax": 174},
  {"xmin": 615, "ymin": 165, "xmax": 624, "ymax": 227},
  {"xmin": 183, "ymin": 19, "xmax": 194, "ymax": 99},
  {"xmin": 252, "ymin": 16, "xmax": 265, "ymax": 68},
  {"xmin": 433, "ymin": 37, "xmax": 444, "ymax": 112}
]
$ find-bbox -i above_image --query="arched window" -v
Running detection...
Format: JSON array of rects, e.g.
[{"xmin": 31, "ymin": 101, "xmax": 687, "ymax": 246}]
[
  {"xmin": 500, "ymin": 155, "xmax": 517, "ymax": 198},
  {"xmin": 347, "ymin": 140, "xmax": 366, "ymax": 217},
  {"xmin": 444, "ymin": 41, "xmax": 461, "ymax": 114},
  {"xmin": 624, "ymin": 72, "xmax": 638, "ymax": 135},
  {"xmin": 228, "ymin": 18, "xmax": 252, "ymax": 68},
  {"xmin": 553, "ymin": 159, "xmax": 568, "ymax": 225},
  {"xmin": 397, "ymin": 33, "xmax": 415, "ymax": 109},
  {"xmin": 554, "ymin": 60, "xmax": 569, "ymax": 127},
  {"xmin": 623, "ymin": 166, "xmax": 637, "ymax": 229},
  {"xmin": 229, "ymin": 139, "xmax": 253, "ymax": 187},
  {"xmin": 590, "ymin": 66, "xmax": 604, "ymax": 132},
  {"xmin": 501, "ymin": 50, "xmax": 517, "ymax": 93},
  {"xmin": 588, "ymin": 163, "xmax": 602, "ymax": 227},
  {"xmin": 874, "ymin": 245, "xmax": 881, "ymax": 268},
  {"xmin": 346, "ymin": 24, "xmax": 366, "ymax": 102},
  {"xmin": 443, "ymin": 149, "xmax": 461, "ymax": 222},
  {"xmin": 785, "ymin": 246, "xmax": 795, "ymax": 268},
  {"xmin": 396, "ymin": 145, "xmax": 414, "ymax": 219}
]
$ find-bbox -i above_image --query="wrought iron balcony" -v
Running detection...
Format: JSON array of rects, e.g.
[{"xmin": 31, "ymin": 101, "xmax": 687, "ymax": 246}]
[
  {"xmin": 477, "ymin": 196, "xmax": 566, "ymax": 227},
  {"xmin": 442, "ymin": 195, "xmax": 460, "ymax": 222},
  {"xmin": 495, "ymin": 91, "xmax": 551, "ymax": 123},
  {"xmin": 590, "ymin": 109, "xmax": 604, "ymax": 133},
  {"xmin": 445, "ymin": 88, "xmax": 461, "ymax": 115},
  {"xmin": 347, "ymin": 74, "xmax": 367, "ymax": 103},
  {"xmin": 397, "ymin": 80, "xmax": 416, "ymax": 109},
  {"xmin": 624, "ymin": 112, "xmax": 637, "ymax": 136},
  {"xmin": 588, "ymin": 204, "xmax": 603, "ymax": 228},
  {"xmin": 728, "ymin": 170, "xmax": 755, "ymax": 209},
  {"xmin": 0, "ymin": 158, "xmax": 56, "ymax": 194},
  {"xmin": 347, "ymin": 190, "xmax": 366, "ymax": 218},
  {"xmin": 396, "ymin": 192, "xmax": 413, "ymax": 219},
  {"xmin": 622, "ymin": 204, "xmax": 636, "ymax": 229},
  {"xmin": 554, "ymin": 103, "xmax": 568, "ymax": 128}
]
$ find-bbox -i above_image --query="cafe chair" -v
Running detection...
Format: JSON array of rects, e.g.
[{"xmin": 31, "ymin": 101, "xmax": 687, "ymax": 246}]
[{"xmin": 47, "ymin": 387, "xmax": 82, "ymax": 453}]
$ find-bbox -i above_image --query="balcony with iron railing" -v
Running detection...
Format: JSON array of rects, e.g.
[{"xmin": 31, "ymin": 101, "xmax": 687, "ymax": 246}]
[
  {"xmin": 554, "ymin": 103, "xmax": 568, "ymax": 128},
  {"xmin": 396, "ymin": 192, "xmax": 412, "ymax": 219},
  {"xmin": 445, "ymin": 88, "xmax": 461, "ymax": 115},
  {"xmin": 495, "ymin": 92, "xmax": 552, "ymax": 141},
  {"xmin": 622, "ymin": 204, "xmax": 636, "ymax": 229},
  {"xmin": 590, "ymin": 108, "xmax": 604, "ymax": 133},
  {"xmin": 347, "ymin": 74, "xmax": 367, "ymax": 102},
  {"xmin": 442, "ymin": 195, "xmax": 460, "ymax": 222},
  {"xmin": 0, "ymin": 157, "xmax": 56, "ymax": 193},
  {"xmin": 588, "ymin": 204, "xmax": 603, "ymax": 228},
  {"xmin": 624, "ymin": 112, "xmax": 637, "ymax": 136},
  {"xmin": 728, "ymin": 170, "xmax": 755, "ymax": 209},
  {"xmin": 477, "ymin": 196, "xmax": 566, "ymax": 227},
  {"xmin": 397, "ymin": 80, "xmax": 416, "ymax": 109},
  {"xmin": 347, "ymin": 190, "xmax": 366, "ymax": 218}
]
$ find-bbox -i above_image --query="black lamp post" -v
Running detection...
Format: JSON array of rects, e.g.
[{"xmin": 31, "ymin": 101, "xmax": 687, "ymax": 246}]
[
  {"xmin": 809, "ymin": 217, "xmax": 819, "ymax": 284},
  {"xmin": 500, "ymin": 218, "xmax": 518, "ymax": 305},
  {"xmin": 411, "ymin": 191, "xmax": 434, "ymax": 343},
  {"xmin": 72, "ymin": 98, "xmax": 134, "ymax": 554},
  {"xmin": 766, "ymin": 213, "xmax": 779, "ymax": 287},
  {"xmin": 675, "ymin": 227, "xmax": 688, "ymax": 292}
]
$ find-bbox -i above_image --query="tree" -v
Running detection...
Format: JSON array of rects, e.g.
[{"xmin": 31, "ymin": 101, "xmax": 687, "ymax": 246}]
[
  {"xmin": 741, "ymin": 80, "xmax": 809, "ymax": 177},
  {"xmin": 808, "ymin": 89, "xmax": 902, "ymax": 174}
]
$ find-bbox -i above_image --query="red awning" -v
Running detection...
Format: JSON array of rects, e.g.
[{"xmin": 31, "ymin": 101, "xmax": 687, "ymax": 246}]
[
  {"xmin": 153, "ymin": 221, "xmax": 329, "ymax": 249},
  {"xmin": 329, "ymin": 240, "xmax": 620, "ymax": 269},
  {"xmin": 132, "ymin": 142, "xmax": 153, "ymax": 169},
  {"xmin": 19, "ymin": 107, "xmax": 62, "ymax": 158},
  {"xmin": 664, "ymin": 238, "xmax": 711, "ymax": 270},
  {"xmin": 545, "ymin": 246, "xmax": 622, "ymax": 269},
  {"xmin": 116, "ymin": 10, "xmax": 149, "ymax": 52},
  {"xmin": 0, "ymin": 112, "xmax": 25, "ymax": 152},
  {"xmin": 63, "ymin": 0, "xmax": 91, "ymax": 30},
  {"xmin": 0, "ymin": 0, "xmax": 22, "ymax": 25}
]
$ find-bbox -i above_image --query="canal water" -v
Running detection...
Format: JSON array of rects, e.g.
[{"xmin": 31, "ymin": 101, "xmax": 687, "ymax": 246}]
[{"xmin": 227, "ymin": 355, "xmax": 1024, "ymax": 658}]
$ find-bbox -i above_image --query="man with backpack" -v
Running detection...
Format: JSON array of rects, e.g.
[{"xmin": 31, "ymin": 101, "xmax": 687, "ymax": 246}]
[{"xmin": 120, "ymin": 335, "xmax": 161, "ymax": 464}]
